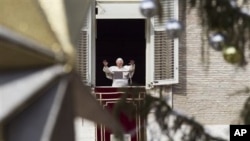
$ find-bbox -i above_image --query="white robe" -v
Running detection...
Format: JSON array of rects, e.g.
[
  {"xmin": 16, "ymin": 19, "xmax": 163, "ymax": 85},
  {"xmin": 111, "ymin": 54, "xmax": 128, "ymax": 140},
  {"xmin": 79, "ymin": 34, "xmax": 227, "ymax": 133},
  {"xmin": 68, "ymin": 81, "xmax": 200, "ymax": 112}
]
[{"xmin": 103, "ymin": 65, "xmax": 135, "ymax": 87}]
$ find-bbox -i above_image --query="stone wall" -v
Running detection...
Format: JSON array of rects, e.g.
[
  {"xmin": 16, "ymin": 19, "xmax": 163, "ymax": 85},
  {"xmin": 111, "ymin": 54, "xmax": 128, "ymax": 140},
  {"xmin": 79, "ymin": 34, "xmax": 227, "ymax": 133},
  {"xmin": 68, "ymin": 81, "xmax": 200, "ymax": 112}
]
[{"xmin": 173, "ymin": 1, "xmax": 250, "ymax": 124}]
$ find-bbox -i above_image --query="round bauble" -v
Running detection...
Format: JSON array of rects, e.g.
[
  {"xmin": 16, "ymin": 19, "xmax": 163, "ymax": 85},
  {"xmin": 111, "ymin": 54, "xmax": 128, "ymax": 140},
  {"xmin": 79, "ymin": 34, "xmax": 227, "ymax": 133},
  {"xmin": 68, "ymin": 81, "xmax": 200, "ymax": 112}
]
[
  {"xmin": 140, "ymin": 0, "xmax": 157, "ymax": 18},
  {"xmin": 223, "ymin": 46, "xmax": 242, "ymax": 64},
  {"xmin": 165, "ymin": 19, "xmax": 183, "ymax": 38},
  {"xmin": 209, "ymin": 33, "xmax": 224, "ymax": 51}
]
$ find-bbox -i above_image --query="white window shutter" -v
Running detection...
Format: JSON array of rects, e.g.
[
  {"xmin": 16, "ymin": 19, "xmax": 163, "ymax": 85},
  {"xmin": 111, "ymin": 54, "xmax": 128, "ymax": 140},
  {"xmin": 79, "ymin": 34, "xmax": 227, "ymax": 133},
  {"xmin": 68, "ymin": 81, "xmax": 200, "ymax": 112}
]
[
  {"xmin": 151, "ymin": 0, "xmax": 179, "ymax": 86},
  {"xmin": 77, "ymin": 18, "xmax": 89, "ymax": 84},
  {"xmin": 77, "ymin": 2, "xmax": 96, "ymax": 86}
]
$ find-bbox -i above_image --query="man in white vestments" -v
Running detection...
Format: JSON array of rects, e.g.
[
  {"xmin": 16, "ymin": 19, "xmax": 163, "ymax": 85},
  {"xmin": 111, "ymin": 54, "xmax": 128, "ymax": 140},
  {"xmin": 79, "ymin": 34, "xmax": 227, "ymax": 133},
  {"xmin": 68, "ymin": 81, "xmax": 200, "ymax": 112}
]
[{"xmin": 103, "ymin": 58, "xmax": 135, "ymax": 87}]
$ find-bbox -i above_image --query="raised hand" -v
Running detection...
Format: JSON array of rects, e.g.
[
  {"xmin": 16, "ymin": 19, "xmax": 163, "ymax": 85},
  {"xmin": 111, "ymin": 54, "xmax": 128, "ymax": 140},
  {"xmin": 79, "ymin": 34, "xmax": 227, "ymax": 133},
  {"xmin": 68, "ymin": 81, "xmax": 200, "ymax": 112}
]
[
  {"xmin": 129, "ymin": 60, "xmax": 135, "ymax": 65},
  {"xmin": 103, "ymin": 59, "xmax": 108, "ymax": 66}
]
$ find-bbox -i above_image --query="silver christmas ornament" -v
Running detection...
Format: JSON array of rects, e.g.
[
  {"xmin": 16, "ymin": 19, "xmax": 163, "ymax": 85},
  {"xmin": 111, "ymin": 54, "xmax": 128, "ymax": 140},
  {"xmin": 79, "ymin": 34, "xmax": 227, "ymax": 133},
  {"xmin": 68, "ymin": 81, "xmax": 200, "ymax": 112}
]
[
  {"xmin": 240, "ymin": 7, "xmax": 250, "ymax": 16},
  {"xmin": 229, "ymin": 0, "xmax": 238, "ymax": 8},
  {"xmin": 165, "ymin": 19, "xmax": 183, "ymax": 39},
  {"xmin": 209, "ymin": 33, "xmax": 224, "ymax": 51},
  {"xmin": 139, "ymin": 0, "xmax": 157, "ymax": 18}
]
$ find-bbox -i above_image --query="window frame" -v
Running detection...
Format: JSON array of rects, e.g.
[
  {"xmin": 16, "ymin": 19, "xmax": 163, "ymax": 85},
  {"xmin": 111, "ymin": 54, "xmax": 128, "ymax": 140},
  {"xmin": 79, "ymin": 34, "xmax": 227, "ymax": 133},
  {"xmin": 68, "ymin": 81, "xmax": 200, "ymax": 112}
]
[
  {"xmin": 146, "ymin": 0, "xmax": 179, "ymax": 88},
  {"xmin": 79, "ymin": 0, "xmax": 179, "ymax": 88}
]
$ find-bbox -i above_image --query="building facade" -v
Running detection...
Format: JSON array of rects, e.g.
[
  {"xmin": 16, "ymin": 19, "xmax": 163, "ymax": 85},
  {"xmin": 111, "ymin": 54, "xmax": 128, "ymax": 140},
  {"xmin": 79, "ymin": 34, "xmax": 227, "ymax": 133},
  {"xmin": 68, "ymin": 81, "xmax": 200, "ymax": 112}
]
[
  {"xmin": 76, "ymin": 0, "xmax": 250, "ymax": 140},
  {"xmin": 173, "ymin": 0, "xmax": 250, "ymax": 125}
]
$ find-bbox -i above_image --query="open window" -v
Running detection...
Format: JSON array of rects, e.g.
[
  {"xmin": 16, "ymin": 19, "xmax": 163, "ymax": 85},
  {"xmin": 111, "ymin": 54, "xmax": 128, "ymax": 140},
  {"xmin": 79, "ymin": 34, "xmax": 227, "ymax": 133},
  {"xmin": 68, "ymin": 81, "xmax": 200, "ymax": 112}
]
[
  {"xmin": 95, "ymin": 19, "xmax": 146, "ymax": 86},
  {"xmin": 77, "ymin": 0, "xmax": 179, "ymax": 88}
]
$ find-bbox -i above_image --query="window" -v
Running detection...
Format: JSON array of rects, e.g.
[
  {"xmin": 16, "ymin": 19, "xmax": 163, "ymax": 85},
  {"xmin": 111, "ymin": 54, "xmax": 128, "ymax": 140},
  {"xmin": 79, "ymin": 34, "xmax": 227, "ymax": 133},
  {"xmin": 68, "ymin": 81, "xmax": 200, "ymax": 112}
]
[
  {"xmin": 95, "ymin": 19, "xmax": 146, "ymax": 86},
  {"xmin": 77, "ymin": 0, "xmax": 179, "ymax": 88},
  {"xmin": 146, "ymin": 0, "xmax": 179, "ymax": 88}
]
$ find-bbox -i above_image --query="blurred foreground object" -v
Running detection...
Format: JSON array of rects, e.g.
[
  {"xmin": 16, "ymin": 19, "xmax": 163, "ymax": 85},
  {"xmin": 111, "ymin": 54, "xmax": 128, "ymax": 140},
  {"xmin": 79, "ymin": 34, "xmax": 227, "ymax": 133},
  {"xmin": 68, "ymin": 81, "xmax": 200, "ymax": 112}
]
[
  {"xmin": 223, "ymin": 46, "xmax": 242, "ymax": 65},
  {"xmin": 140, "ymin": 0, "xmax": 158, "ymax": 18},
  {"xmin": 190, "ymin": 0, "xmax": 250, "ymax": 66},
  {"xmin": 209, "ymin": 33, "xmax": 225, "ymax": 51},
  {"xmin": 165, "ymin": 19, "xmax": 183, "ymax": 39},
  {"xmin": 0, "ymin": 0, "xmax": 123, "ymax": 141}
]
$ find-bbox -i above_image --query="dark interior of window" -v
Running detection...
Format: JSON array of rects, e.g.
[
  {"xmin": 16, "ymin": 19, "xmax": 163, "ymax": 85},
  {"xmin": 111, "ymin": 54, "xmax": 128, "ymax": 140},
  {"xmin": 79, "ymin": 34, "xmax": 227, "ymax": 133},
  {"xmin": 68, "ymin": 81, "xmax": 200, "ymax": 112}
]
[{"xmin": 96, "ymin": 19, "xmax": 146, "ymax": 86}]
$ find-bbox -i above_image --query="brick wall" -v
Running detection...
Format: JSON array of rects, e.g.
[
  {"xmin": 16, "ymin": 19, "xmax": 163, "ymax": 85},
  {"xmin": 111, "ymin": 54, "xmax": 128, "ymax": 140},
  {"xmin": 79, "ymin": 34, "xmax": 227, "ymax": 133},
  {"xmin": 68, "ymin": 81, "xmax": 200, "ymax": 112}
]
[{"xmin": 173, "ymin": 1, "xmax": 250, "ymax": 124}]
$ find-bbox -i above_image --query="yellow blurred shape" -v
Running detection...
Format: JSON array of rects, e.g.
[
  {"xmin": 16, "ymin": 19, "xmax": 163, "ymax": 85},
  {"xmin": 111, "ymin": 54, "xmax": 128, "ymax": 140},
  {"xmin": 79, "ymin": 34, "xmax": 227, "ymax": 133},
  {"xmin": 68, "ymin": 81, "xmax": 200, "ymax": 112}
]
[{"xmin": 0, "ymin": 0, "xmax": 60, "ymax": 50}]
